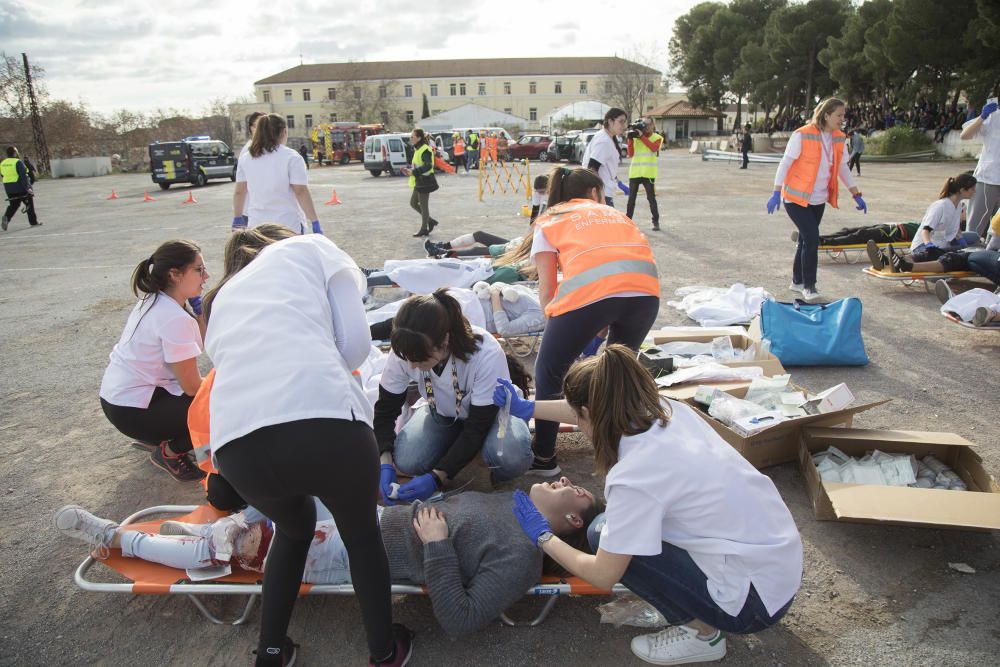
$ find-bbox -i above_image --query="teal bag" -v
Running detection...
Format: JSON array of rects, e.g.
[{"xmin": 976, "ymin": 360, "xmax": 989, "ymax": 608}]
[{"xmin": 760, "ymin": 297, "xmax": 869, "ymax": 366}]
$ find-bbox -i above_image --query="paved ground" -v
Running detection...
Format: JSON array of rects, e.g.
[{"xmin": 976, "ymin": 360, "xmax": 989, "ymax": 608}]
[{"xmin": 1, "ymin": 151, "xmax": 997, "ymax": 666}]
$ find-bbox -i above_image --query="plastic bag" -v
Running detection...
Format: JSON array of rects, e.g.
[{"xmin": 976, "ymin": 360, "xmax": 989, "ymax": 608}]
[
  {"xmin": 597, "ymin": 593, "xmax": 668, "ymax": 628},
  {"xmin": 742, "ymin": 375, "xmax": 792, "ymax": 411},
  {"xmin": 707, "ymin": 392, "xmax": 770, "ymax": 427}
]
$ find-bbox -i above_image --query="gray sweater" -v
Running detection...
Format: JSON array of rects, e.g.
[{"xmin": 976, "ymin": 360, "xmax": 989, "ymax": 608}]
[{"xmin": 381, "ymin": 491, "xmax": 543, "ymax": 638}]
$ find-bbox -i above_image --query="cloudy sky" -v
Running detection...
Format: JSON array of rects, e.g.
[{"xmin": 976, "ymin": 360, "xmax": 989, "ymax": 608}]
[{"xmin": 1, "ymin": 0, "xmax": 701, "ymax": 117}]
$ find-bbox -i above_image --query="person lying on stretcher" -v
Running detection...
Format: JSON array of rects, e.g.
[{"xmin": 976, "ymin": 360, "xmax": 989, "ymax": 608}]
[
  {"xmin": 867, "ymin": 240, "xmax": 1000, "ymax": 287},
  {"xmin": 55, "ymin": 480, "xmax": 602, "ymax": 638}
]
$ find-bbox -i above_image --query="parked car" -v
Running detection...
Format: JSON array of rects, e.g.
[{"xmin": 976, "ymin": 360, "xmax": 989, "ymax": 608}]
[
  {"xmin": 363, "ymin": 133, "xmax": 412, "ymax": 177},
  {"xmin": 509, "ymin": 134, "xmax": 552, "ymax": 161},
  {"xmin": 571, "ymin": 129, "xmax": 598, "ymax": 164},
  {"xmin": 430, "ymin": 132, "xmax": 455, "ymax": 163},
  {"xmin": 546, "ymin": 135, "xmax": 576, "ymax": 162}
]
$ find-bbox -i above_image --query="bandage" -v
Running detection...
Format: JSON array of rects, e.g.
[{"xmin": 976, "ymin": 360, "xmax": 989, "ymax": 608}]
[{"xmin": 388, "ymin": 483, "xmax": 401, "ymax": 500}]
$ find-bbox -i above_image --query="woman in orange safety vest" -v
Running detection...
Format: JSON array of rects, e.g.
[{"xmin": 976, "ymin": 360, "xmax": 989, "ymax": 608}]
[
  {"xmin": 528, "ymin": 166, "xmax": 660, "ymax": 476},
  {"xmin": 766, "ymin": 98, "xmax": 867, "ymax": 302}
]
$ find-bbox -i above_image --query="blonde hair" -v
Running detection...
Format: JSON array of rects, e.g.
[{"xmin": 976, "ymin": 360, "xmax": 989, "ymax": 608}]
[
  {"xmin": 811, "ymin": 98, "xmax": 846, "ymax": 131},
  {"xmin": 202, "ymin": 224, "xmax": 297, "ymax": 321},
  {"xmin": 493, "ymin": 234, "xmax": 538, "ymax": 281}
]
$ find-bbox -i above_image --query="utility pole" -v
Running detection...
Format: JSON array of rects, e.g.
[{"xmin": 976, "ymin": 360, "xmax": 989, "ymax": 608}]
[{"xmin": 22, "ymin": 53, "xmax": 50, "ymax": 174}]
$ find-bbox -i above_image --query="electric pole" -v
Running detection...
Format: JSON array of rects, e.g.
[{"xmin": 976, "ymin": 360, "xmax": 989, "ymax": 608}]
[{"xmin": 22, "ymin": 53, "xmax": 50, "ymax": 174}]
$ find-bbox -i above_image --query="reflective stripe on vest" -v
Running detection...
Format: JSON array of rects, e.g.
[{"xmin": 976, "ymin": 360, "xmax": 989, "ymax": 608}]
[
  {"xmin": 554, "ymin": 258, "xmax": 659, "ymax": 303},
  {"xmin": 628, "ymin": 133, "xmax": 662, "ymax": 179},
  {"xmin": 1, "ymin": 158, "xmax": 20, "ymax": 184},
  {"xmin": 408, "ymin": 143, "xmax": 434, "ymax": 188},
  {"xmin": 781, "ymin": 125, "xmax": 845, "ymax": 208}
]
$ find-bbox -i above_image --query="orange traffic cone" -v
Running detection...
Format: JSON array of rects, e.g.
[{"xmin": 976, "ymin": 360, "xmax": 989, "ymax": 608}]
[
  {"xmin": 182, "ymin": 191, "xmax": 197, "ymax": 204},
  {"xmin": 143, "ymin": 190, "xmax": 156, "ymax": 202},
  {"xmin": 106, "ymin": 189, "xmax": 119, "ymax": 200},
  {"xmin": 324, "ymin": 189, "xmax": 343, "ymax": 205}
]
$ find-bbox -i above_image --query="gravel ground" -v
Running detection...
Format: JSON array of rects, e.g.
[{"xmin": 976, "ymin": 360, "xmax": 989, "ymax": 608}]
[{"xmin": 0, "ymin": 151, "xmax": 997, "ymax": 666}]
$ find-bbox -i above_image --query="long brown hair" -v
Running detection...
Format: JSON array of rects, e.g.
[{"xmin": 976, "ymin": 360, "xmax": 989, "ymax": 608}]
[
  {"xmin": 562, "ymin": 344, "xmax": 671, "ymax": 475},
  {"xmin": 202, "ymin": 224, "xmax": 296, "ymax": 321},
  {"xmin": 546, "ymin": 166, "xmax": 603, "ymax": 209},
  {"xmin": 249, "ymin": 113, "xmax": 286, "ymax": 157},
  {"xmin": 939, "ymin": 173, "xmax": 977, "ymax": 199},
  {"xmin": 390, "ymin": 288, "xmax": 484, "ymax": 363}
]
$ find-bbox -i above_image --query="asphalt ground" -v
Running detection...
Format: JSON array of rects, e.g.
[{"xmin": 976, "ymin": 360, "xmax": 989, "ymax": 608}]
[{"xmin": 1, "ymin": 151, "xmax": 997, "ymax": 666}]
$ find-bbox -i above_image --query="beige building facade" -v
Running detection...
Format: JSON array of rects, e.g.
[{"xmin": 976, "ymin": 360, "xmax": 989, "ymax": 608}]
[{"xmin": 231, "ymin": 57, "xmax": 664, "ymax": 142}]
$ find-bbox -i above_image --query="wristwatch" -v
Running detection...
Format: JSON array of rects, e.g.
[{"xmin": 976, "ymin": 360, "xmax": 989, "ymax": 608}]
[{"xmin": 536, "ymin": 531, "xmax": 554, "ymax": 548}]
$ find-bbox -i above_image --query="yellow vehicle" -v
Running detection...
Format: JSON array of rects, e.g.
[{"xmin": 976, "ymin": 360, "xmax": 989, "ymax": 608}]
[{"xmin": 310, "ymin": 123, "xmax": 386, "ymax": 165}]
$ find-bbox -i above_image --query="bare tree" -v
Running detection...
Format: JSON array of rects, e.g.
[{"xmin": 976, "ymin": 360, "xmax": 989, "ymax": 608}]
[
  {"xmin": 0, "ymin": 51, "xmax": 47, "ymax": 148},
  {"xmin": 320, "ymin": 76, "xmax": 404, "ymax": 129},
  {"xmin": 599, "ymin": 50, "xmax": 664, "ymax": 118}
]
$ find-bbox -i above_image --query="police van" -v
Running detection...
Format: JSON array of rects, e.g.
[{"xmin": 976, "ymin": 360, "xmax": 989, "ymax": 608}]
[
  {"xmin": 149, "ymin": 136, "xmax": 236, "ymax": 189},
  {"xmin": 363, "ymin": 133, "xmax": 412, "ymax": 177}
]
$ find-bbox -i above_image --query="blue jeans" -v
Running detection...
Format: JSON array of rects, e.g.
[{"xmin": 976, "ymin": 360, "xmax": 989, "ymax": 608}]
[
  {"xmin": 968, "ymin": 249, "xmax": 1000, "ymax": 286},
  {"xmin": 785, "ymin": 202, "xmax": 826, "ymax": 289},
  {"xmin": 587, "ymin": 514, "xmax": 793, "ymax": 634},
  {"xmin": 605, "ymin": 196, "xmax": 615, "ymax": 207},
  {"xmin": 393, "ymin": 405, "xmax": 532, "ymax": 481}
]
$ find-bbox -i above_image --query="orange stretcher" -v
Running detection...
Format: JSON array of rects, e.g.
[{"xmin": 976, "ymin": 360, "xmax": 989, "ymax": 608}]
[
  {"xmin": 820, "ymin": 242, "xmax": 894, "ymax": 264},
  {"xmin": 861, "ymin": 266, "xmax": 977, "ymax": 292},
  {"xmin": 73, "ymin": 505, "xmax": 624, "ymax": 626}
]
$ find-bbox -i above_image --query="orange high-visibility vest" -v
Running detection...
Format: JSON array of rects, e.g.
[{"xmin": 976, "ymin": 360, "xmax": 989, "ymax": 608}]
[
  {"xmin": 782, "ymin": 125, "xmax": 847, "ymax": 208},
  {"xmin": 188, "ymin": 368, "xmax": 216, "ymax": 476},
  {"xmin": 454, "ymin": 138, "xmax": 466, "ymax": 156},
  {"xmin": 537, "ymin": 199, "xmax": 660, "ymax": 317}
]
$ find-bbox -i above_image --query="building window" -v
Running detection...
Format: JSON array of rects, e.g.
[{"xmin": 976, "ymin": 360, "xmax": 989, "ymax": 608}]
[
  {"xmin": 647, "ymin": 105, "xmax": 654, "ymax": 111},
  {"xmin": 353, "ymin": 87, "xmax": 362, "ymax": 100},
  {"xmin": 305, "ymin": 114, "xmax": 313, "ymax": 129},
  {"xmin": 329, "ymin": 113, "xmax": 337, "ymax": 122},
  {"xmin": 303, "ymin": 89, "xmax": 311, "ymax": 101},
  {"xmin": 284, "ymin": 89, "xmax": 292, "ymax": 102},
  {"xmin": 529, "ymin": 81, "xmax": 536, "ymax": 94},
  {"xmin": 327, "ymin": 87, "xmax": 336, "ymax": 100},
  {"xmin": 478, "ymin": 82, "xmax": 486, "ymax": 95},
  {"xmin": 380, "ymin": 111, "xmax": 389, "ymax": 124},
  {"xmin": 379, "ymin": 85, "xmax": 387, "ymax": 98},
  {"xmin": 554, "ymin": 81, "xmax": 562, "ymax": 94},
  {"xmin": 646, "ymin": 82, "xmax": 654, "ymax": 93},
  {"xmin": 404, "ymin": 84, "xmax": 412, "ymax": 97},
  {"xmin": 405, "ymin": 110, "xmax": 414, "ymax": 123},
  {"xmin": 449, "ymin": 83, "xmax": 456, "ymax": 96},
  {"xmin": 529, "ymin": 108, "xmax": 537, "ymax": 121},
  {"xmin": 459, "ymin": 83, "xmax": 466, "ymax": 95},
  {"xmin": 503, "ymin": 81, "xmax": 511, "ymax": 95},
  {"xmin": 262, "ymin": 90, "xmax": 271, "ymax": 103},
  {"xmin": 605, "ymin": 80, "xmax": 612, "ymax": 94},
  {"xmin": 286, "ymin": 115, "xmax": 295, "ymax": 129},
  {"xmin": 430, "ymin": 84, "xmax": 438, "ymax": 96},
  {"xmin": 503, "ymin": 108, "xmax": 512, "ymax": 115},
  {"xmin": 579, "ymin": 80, "xmax": 587, "ymax": 94}
]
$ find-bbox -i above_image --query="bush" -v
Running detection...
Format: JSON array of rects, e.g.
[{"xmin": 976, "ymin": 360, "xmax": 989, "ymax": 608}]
[{"xmin": 866, "ymin": 126, "xmax": 933, "ymax": 156}]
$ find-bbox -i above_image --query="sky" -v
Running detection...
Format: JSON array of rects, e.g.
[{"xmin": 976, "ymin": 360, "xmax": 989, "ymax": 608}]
[{"xmin": 0, "ymin": 0, "xmax": 702, "ymax": 117}]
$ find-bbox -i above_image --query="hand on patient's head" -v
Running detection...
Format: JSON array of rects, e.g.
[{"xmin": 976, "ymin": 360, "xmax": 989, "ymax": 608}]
[{"xmin": 413, "ymin": 506, "xmax": 449, "ymax": 543}]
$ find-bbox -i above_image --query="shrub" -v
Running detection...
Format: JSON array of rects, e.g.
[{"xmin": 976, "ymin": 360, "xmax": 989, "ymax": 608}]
[{"xmin": 866, "ymin": 126, "xmax": 933, "ymax": 156}]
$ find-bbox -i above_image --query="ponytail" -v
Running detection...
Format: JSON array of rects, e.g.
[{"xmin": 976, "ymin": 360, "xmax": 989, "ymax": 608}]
[
  {"xmin": 249, "ymin": 113, "xmax": 286, "ymax": 157},
  {"xmin": 130, "ymin": 240, "xmax": 201, "ymax": 299},
  {"xmin": 563, "ymin": 344, "xmax": 670, "ymax": 475},
  {"xmin": 939, "ymin": 172, "xmax": 976, "ymax": 199},
  {"xmin": 390, "ymin": 288, "xmax": 483, "ymax": 363},
  {"xmin": 546, "ymin": 166, "xmax": 604, "ymax": 209}
]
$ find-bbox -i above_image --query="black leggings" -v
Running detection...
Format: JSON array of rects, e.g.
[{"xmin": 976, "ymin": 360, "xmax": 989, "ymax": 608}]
[
  {"xmin": 450, "ymin": 231, "xmax": 508, "ymax": 257},
  {"xmin": 100, "ymin": 387, "xmax": 194, "ymax": 453},
  {"xmin": 820, "ymin": 223, "xmax": 908, "ymax": 246},
  {"xmin": 216, "ymin": 418, "xmax": 392, "ymax": 660},
  {"xmin": 533, "ymin": 295, "xmax": 660, "ymax": 458}
]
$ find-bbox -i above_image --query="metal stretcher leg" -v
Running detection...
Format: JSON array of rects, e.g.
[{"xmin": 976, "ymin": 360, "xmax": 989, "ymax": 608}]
[
  {"xmin": 186, "ymin": 592, "xmax": 258, "ymax": 625},
  {"xmin": 499, "ymin": 595, "xmax": 560, "ymax": 627},
  {"xmin": 502, "ymin": 334, "xmax": 542, "ymax": 359}
]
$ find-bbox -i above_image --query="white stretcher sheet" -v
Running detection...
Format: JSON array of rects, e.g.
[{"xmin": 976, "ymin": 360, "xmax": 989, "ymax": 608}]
[
  {"xmin": 940, "ymin": 288, "xmax": 1000, "ymax": 322},
  {"xmin": 666, "ymin": 284, "xmax": 771, "ymax": 327},
  {"xmin": 383, "ymin": 257, "xmax": 494, "ymax": 294}
]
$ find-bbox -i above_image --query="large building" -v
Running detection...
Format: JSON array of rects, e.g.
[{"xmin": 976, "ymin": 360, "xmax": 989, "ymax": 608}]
[{"xmin": 231, "ymin": 57, "xmax": 664, "ymax": 142}]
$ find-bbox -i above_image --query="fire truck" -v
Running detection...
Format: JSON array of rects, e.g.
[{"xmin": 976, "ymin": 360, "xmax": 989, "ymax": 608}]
[{"xmin": 310, "ymin": 123, "xmax": 386, "ymax": 165}]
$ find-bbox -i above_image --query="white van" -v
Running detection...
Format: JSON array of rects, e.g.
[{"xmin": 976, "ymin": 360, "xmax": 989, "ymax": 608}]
[{"xmin": 364, "ymin": 133, "xmax": 412, "ymax": 177}]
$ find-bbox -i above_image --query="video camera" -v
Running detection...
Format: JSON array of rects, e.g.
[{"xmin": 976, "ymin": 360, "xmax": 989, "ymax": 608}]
[{"xmin": 626, "ymin": 119, "xmax": 647, "ymax": 139}]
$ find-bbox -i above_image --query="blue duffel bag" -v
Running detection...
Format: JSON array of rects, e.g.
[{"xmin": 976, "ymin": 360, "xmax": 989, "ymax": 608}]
[{"xmin": 760, "ymin": 297, "xmax": 869, "ymax": 366}]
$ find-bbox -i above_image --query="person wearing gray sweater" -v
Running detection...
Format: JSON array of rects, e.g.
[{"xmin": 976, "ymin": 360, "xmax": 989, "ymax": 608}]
[{"xmin": 55, "ymin": 478, "xmax": 600, "ymax": 638}]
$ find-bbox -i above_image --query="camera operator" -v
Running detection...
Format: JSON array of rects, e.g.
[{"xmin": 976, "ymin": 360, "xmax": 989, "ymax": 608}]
[
  {"xmin": 583, "ymin": 108, "xmax": 628, "ymax": 207},
  {"xmin": 626, "ymin": 118, "xmax": 663, "ymax": 231}
]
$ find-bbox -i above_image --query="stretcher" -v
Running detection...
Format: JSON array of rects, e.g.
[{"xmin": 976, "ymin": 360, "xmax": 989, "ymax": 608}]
[
  {"xmin": 74, "ymin": 505, "xmax": 621, "ymax": 626},
  {"xmin": 861, "ymin": 266, "xmax": 976, "ymax": 292},
  {"xmin": 820, "ymin": 242, "xmax": 895, "ymax": 264},
  {"xmin": 942, "ymin": 311, "xmax": 1000, "ymax": 331}
]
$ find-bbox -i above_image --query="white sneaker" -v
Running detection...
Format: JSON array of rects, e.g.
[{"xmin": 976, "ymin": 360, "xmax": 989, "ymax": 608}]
[
  {"xmin": 54, "ymin": 505, "xmax": 119, "ymax": 559},
  {"xmin": 631, "ymin": 625, "xmax": 727, "ymax": 665},
  {"xmin": 788, "ymin": 282, "xmax": 804, "ymax": 293},
  {"xmin": 801, "ymin": 287, "xmax": 821, "ymax": 301}
]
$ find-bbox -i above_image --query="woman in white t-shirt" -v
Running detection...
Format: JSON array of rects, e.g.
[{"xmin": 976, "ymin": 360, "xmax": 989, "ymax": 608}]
[
  {"xmin": 99, "ymin": 240, "xmax": 209, "ymax": 482},
  {"xmin": 582, "ymin": 107, "xmax": 628, "ymax": 206},
  {"xmin": 907, "ymin": 173, "xmax": 978, "ymax": 261},
  {"xmin": 960, "ymin": 98, "xmax": 999, "ymax": 239},
  {"xmin": 235, "ymin": 111, "xmax": 265, "ymax": 226},
  {"xmin": 373, "ymin": 289, "xmax": 533, "ymax": 504},
  {"xmin": 495, "ymin": 346, "xmax": 802, "ymax": 666},
  {"xmin": 231, "ymin": 113, "xmax": 323, "ymax": 235},
  {"xmin": 201, "ymin": 226, "xmax": 410, "ymax": 665}
]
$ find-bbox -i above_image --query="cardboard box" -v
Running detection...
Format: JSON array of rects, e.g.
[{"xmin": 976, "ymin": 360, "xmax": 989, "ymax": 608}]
[
  {"xmin": 648, "ymin": 326, "xmax": 786, "ymax": 375},
  {"xmin": 800, "ymin": 427, "xmax": 1000, "ymax": 531},
  {"xmin": 661, "ymin": 382, "xmax": 887, "ymax": 469},
  {"xmin": 804, "ymin": 383, "xmax": 854, "ymax": 414}
]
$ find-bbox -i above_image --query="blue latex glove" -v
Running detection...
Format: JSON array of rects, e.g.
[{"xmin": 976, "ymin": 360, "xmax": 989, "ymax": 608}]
[
  {"xmin": 492, "ymin": 378, "xmax": 534, "ymax": 420},
  {"xmin": 512, "ymin": 490, "xmax": 552, "ymax": 546},
  {"xmin": 925, "ymin": 242, "xmax": 938, "ymax": 250},
  {"xmin": 980, "ymin": 102, "xmax": 998, "ymax": 120},
  {"xmin": 187, "ymin": 296, "xmax": 203, "ymax": 316},
  {"xmin": 311, "ymin": 220, "xmax": 323, "ymax": 234},
  {"xmin": 766, "ymin": 190, "xmax": 781, "ymax": 214},
  {"xmin": 395, "ymin": 473, "xmax": 439, "ymax": 503},
  {"xmin": 955, "ymin": 236, "xmax": 969, "ymax": 248},
  {"xmin": 379, "ymin": 463, "xmax": 397, "ymax": 506},
  {"xmin": 232, "ymin": 216, "xmax": 247, "ymax": 230},
  {"xmin": 853, "ymin": 194, "xmax": 867, "ymax": 214},
  {"xmin": 616, "ymin": 180, "xmax": 630, "ymax": 195},
  {"xmin": 580, "ymin": 335, "xmax": 604, "ymax": 358}
]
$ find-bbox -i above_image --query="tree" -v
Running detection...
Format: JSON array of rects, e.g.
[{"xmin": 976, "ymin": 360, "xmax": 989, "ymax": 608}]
[
  {"xmin": 599, "ymin": 53, "xmax": 662, "ymax": 119},
  {"xmin": 421, "ymin": 93, "xmax": 430, "ymax": 119},
  {"xmin": 669, "ymin": 2, "xmax": 728, "ymax": 124},
  {"xmin": 819, "ymin": 0, "xmax": 893, "ymax": 103},
  {"xmin": 319, "ymin": 67, "xmax": 404, "ymax": 128},
  {"xmin": 0, "ymin": 51, "xmax": 47, "ymax": 121}
]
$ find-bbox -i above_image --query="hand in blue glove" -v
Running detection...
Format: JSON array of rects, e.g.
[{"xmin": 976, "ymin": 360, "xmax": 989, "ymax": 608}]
[
  {"xmin": 980, "ymin": 102, "xmax": 998, "ymax": 120},
  {"xmin": 853, "ymin": 194, "xmax": 867, "ymax": 214},
  {"xmin": 187, "ymin": 296, "xmax": 203, "ymax": 316},
  {"xmin": 955, "ymin": 236, "xmax": 969, "ymax": 248},
  {"xmin": 580, "ymin": 335, "xmax": 604, "ymax": 358},
  {"xmin": 616, "ymin": 180, "xmax": 630, "ymax": 195},
  {"xmin": 395, "ymin": 473, "xmax": 439, "ymax": 503},
  {"xmin": 311, "ymin": 220, "xmax": 323, "ymax": 234},
  {"xmin": 379, "ymin": 463, "xmax": 397, "ymax": 506},
  {"xmin": 512, "ymin": 490, "xmax": 552, "ymax": 547},
  {"xmin": 232, "ymin": 216, "xmax": 247, "ymax": 231},
  {"xmin": 766, "ymin": 190, "xmax": 781, "ymax": 214},
  {"xmin": 492, "ymin": 378, "xmax": 535, "ymax": 420},
  {"xmin": 925, "ymin": 242, "xmax": 938, "ymax": 250}
]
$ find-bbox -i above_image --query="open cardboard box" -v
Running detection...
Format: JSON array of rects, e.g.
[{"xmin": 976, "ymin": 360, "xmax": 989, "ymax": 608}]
[
  {"xmin": 660, "ymin": 381, "xmax": 887, "ymax": 469},
  {"xmin": 648, "ymin": 325, "xmax": 785, "ymax": 375},
  {"xmin": 799, "ymin": 427, "xmax": 1000, "ymax": 531}
]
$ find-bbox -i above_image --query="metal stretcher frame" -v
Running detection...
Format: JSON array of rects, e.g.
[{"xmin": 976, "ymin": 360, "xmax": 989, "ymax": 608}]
[
  {"xmin": 74, "ymin": 505, "xmax": 621, "ymax": 627},
  {"xmin": 820, "ymin": 242, "xmax": 893, "ymax": 264},
  {"xmin": 861, "ymin": 266, "xmax": 976, "ymax": 292},
  {"xmin": 942, "ymin": 311, "xmax": 1000, "ymax": 331}
]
